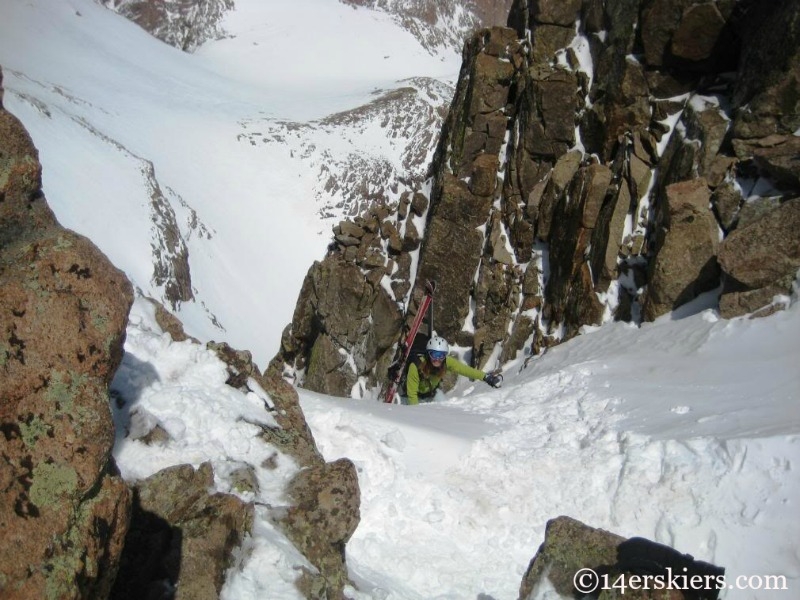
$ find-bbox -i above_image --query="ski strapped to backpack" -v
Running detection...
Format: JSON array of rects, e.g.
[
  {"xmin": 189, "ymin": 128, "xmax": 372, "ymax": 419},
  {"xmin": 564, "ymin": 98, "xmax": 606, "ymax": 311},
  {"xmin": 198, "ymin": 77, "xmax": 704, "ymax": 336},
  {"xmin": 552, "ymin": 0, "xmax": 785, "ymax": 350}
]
[{"xmin": 383, "ymin": 280, "xmax": 436, "ymax": 404}]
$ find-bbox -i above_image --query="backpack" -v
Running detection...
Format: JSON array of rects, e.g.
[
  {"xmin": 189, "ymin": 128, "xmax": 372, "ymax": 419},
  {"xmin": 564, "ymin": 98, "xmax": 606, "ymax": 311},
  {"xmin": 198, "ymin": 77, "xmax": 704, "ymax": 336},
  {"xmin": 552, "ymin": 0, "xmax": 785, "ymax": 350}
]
[{"xmin": 399, "ymin": 332, "xmax": 430, "ymax": 397}]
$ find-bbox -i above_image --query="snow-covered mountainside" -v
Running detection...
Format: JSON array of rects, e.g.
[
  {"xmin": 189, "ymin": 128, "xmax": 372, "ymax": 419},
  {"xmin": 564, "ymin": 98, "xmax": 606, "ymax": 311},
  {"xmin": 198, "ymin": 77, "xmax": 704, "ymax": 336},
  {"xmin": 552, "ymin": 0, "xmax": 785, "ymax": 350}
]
[
  {"xmin": 238, "ymin": 77, "xmax": 453, "ymax": 219},
  {"xmin": 99, "ymin": 0, "xmax": 515, "ymax": 222},
  {"xmin": 0, "ymin": 0, "xmax": 467, "ymax": 365},
  {"xmin": 111, "ymin": 291, "xmax": 800, "ymax": 599},
  {"xmin": 338, "ymin": 0, "xmax": 514, "ymax": 57},
  {"xmin": 101, "ymin": 0, "xmax": 514, "ymax": 58}
]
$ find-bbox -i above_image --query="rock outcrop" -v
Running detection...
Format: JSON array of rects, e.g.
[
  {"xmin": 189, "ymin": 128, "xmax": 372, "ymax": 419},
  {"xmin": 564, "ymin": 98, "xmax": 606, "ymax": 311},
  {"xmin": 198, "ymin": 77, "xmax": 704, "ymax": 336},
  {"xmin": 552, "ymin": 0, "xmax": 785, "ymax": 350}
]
[
  {"xmin": 279, "ymin": 0, "xmax": 800, "ymax": 398},
  {"xmin": 208, "ymin": 350, "xmax": 362, "ymax": 598},
  {"xmin": 335, "ymin": 0, "xmax": 515, "ymax": 56},
  {"xmin": 0, "ymin": 65, "xmax": 134, "ymax": 599},
  {"xmin": 110, "ymin": 462, "xmax": 253, "ymax": 600}
]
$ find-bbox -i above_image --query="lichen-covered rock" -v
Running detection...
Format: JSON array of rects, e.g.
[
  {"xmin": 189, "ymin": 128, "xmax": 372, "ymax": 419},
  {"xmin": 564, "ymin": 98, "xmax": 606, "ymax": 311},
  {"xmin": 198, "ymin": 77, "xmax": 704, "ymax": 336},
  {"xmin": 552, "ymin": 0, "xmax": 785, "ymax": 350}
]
[
  {"xmin": 281, "ymin": 458, "xmax": 361, "ymax": 600},
  {"xmin": 519, "ymin": 516, "xmax": 624, "ymax": 598},
  {"xmin": 518, "ymin": 516, "xmax": 724, "ymax": 600},
  {"xmin": 0, "ymin": 65, "xmax": 133, "ymax": 600},
  {"xmin": 259, "ymin": 359, "xmax": 325, "ymax": 469}
]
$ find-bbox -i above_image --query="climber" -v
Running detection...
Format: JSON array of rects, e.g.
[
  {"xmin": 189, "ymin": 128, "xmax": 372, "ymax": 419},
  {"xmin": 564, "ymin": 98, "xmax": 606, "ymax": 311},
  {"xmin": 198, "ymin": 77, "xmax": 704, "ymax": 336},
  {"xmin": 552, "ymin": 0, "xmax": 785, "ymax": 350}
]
[{"xmin": 402, "ymin": 336, "xmax": 502, "ymax": 405}]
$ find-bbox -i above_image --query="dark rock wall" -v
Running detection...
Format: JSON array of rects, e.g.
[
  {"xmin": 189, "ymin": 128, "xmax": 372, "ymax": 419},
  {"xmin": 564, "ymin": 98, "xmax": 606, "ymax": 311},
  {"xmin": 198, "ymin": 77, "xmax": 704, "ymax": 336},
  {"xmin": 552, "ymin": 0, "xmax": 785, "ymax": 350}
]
[{"xmin": 282, "ymin": 0, "xmax": 799, "ymax": 398}]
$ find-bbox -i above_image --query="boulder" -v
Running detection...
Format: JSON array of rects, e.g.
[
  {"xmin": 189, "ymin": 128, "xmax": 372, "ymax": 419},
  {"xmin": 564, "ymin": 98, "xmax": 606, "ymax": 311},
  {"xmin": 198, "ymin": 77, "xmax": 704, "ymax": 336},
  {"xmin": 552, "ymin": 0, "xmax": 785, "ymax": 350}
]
[
  {"xmin": 641, "ymin": 0, "xmax": 734, "ymax": 70},
  {"xmin": 470, "ymin": 152, "xmax": 500, "ymax": 197},
  {"xmin": 531, "ymin": 0, "xmax": 581, "ymax": 27},
  {"xmin": 751, "ymin": 135, "xmax": 800, "ymax": 191},
  {"xmin": 671, "ymin": 2, "xmax": 727, "ymax": 62},
  {"xmin": 718, "ymin": 198, "xmax": 800, "ymax": 317},
  {"xmin": 519, "ymin": 516, "xmax": 725, "ymax": 600},
  {"xmin": 110, "ymin": 462, "xmax": 253, "ymax": 600},
  {"xmin": 281, "ymin": 458, "xmax": 360, "ymax": 600}
]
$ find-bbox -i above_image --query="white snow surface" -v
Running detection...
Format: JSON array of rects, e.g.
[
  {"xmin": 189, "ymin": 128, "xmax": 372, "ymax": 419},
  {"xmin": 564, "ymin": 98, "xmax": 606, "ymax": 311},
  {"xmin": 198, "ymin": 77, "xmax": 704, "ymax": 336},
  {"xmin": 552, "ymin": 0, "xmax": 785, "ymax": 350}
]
[{"xmin": 112, "ymin": 289, "xmax": 800, "ymax": 600}]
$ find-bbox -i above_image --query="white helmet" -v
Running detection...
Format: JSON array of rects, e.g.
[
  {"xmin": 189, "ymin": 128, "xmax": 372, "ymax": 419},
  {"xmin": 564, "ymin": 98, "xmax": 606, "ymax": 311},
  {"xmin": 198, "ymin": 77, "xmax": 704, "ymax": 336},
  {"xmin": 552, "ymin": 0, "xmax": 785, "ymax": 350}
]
[{"xmin": 426, "ymin": 336, "xmax": 449, "ymax": 353}]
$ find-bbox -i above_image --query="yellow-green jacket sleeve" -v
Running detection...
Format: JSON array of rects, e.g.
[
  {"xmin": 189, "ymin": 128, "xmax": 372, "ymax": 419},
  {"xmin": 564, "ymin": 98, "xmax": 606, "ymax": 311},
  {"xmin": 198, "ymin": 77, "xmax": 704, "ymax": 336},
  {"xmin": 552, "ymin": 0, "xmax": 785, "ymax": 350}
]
[{"xmin": 445, "ymin": 356, "xmax": 485, "ymax": 381}]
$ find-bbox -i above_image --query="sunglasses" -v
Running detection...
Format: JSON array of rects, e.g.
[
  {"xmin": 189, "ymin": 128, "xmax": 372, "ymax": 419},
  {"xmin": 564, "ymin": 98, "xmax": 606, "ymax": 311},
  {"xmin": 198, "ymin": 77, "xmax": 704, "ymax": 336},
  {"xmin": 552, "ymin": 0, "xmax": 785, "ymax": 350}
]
[{"xmin": 428, "ymin": 350, "xmax": 447, "ymax": 361}]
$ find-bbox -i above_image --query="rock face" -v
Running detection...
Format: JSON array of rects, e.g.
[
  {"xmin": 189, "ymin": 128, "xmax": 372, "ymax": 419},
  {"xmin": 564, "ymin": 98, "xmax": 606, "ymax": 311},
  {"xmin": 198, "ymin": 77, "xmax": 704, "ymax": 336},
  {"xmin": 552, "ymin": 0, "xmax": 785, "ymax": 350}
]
[
  {"xmin": 0, "ymin": 65, "xmax": 134, "ymax": 599},
  {"xmin": 280, "ymin": 0, "xmax": 800, "ymax": 397},
  {"xmin": 717, "ymin": 198, "xmax": 800, "ymax": 317}
]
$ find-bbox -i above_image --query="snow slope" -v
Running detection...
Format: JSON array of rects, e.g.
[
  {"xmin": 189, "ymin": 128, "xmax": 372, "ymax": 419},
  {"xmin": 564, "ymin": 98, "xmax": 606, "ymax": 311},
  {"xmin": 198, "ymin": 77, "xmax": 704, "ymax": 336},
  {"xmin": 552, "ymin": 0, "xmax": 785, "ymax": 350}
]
[
  {"xmin": 112, "ymin": 283, "xmax": 800, "ymax": 599},
  {"xmin": 0, "ymin": 0, "xmax": 461, "ymax": 365}
]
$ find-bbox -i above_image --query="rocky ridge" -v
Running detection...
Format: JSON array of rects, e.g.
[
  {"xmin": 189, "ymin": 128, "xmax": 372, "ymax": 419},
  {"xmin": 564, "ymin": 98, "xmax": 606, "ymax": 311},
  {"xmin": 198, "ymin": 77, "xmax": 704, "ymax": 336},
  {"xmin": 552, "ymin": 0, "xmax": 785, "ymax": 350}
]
[
  {"xmin": 279, "ymin": 0, "xmax": 800, "ymax": 398},
  {"xmin": 101, "ymin": 0, "xmax": 513, "ymax": 59},
  {"xmin": 339, "ymin": 0, "xmax": 515, "ymax": 57}
]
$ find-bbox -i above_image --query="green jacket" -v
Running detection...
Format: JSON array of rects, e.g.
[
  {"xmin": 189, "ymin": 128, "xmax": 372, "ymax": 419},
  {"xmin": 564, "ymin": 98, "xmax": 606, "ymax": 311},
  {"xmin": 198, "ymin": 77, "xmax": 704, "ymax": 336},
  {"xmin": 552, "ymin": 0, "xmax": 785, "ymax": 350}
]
[{"xmin": 405, "ymin": 355, "xmax": 485, "ymax": 405}]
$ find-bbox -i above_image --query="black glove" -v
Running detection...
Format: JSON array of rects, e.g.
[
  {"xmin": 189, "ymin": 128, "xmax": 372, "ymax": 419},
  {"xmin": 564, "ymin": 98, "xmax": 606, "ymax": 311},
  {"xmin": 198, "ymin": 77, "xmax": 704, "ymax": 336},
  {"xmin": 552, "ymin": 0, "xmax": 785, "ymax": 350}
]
[{"xmin": 484, "ymin": 371, "xmax": 503, "ymax": 388}]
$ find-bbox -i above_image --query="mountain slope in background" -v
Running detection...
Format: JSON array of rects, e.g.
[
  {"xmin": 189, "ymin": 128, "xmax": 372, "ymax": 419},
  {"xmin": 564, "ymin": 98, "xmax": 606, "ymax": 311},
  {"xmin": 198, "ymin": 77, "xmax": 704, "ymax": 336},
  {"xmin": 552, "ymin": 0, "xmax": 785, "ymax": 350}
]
[
  {"xmin": 0, "ymin": 0, "xmax": 471, "ymax": 365},
  {"xmin": 101, "ymin": 0, "xmax": 514, "ymax": 58}
]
